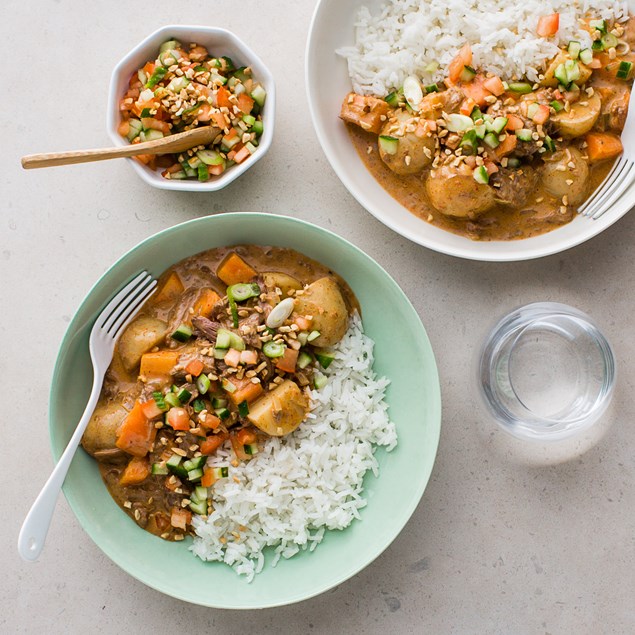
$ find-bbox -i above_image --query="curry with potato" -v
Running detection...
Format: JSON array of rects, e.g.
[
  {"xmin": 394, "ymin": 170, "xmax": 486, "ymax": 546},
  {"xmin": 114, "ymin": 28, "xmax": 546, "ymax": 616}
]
[
  {"xmin": 81, "ymin": 246, "xmax": 355, "ymax": 540},
  {"xmin": 341, "ymin": 15, "xmax": 634, "ymax": 240}
]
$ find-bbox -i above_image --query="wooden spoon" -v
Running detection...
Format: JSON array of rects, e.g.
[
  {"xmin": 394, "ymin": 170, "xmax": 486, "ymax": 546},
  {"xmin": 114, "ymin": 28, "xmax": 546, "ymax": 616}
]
[{"xmin": 21, "ymin": 126, "xmax": 220, "ymax": 169}]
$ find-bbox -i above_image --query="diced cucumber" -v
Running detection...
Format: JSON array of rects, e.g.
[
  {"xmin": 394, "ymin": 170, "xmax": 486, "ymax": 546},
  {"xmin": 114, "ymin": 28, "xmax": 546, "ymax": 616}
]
[
  {"xmin": 189, "ymin": 499, "xmax": 207, "ymax": 515},
  {"xmin": 237, "ymin": 400, "xmax": 249, "ymax": 417},
  {"xmin": 543, "ymin": 135, "xmax": 557, "ymax": 152},
  {"xmin": 212, "ymin": 397, "xmax": 227, "ymax": 409},
  {"xmin": 197, "ymin": 164, "xmax": 209, "ymax": 182},
  {"xmin": 222, "ymin": 133, "xmax": 241, "ymax": 149},
  {"xmin": 589, "ymin": 19, "xmax": 607, "ymax": 33},
  {"xmin": 242, "ymin": 114, "xmax": 256, "ymax": 126},
  {"xmin": 183, "ymin": 456, "xmax": 206, "ymax": 471},
  {"xmin": 507, "ymin": 82, "xmax": 533, "ymax": 94},
  {"xmin": 459, "ymin": 129, "xmax": 478, "ymax": 155},
  {"xmin": 554, "ymin": 63, "xmax": 569, "ymax": 85},
  {"xmin": 197, "ymin": 373, "xmax": 211, "ymax": 395},
  {"xmin": 193, "ymin": 486, "xmax": 208, "ymax": 502},
  {"xmin": 315, "ymin": 351, "xmax": 335, "ymax": 369},
  {"xmin": 140, "ymin": 129, "xmax": 164, "ymax": 142},
  {"xmin": 167, "ymin": 77, "xmax": 190, "ymax": 93},
  {"xmin": 127, "ymin": 119, "xmax": 143, "ymax": 142},
  {"xmin": 568, "ymin": 41, "xmax": 581, "ymax": 60},
  {"xmin": 579, "ymin": 49, "xmax": 593, "ymax": 65},
  {"xmin": 550, "ymin": 100, "xmax": 564, "ymax": 112},
  {"xmin": 211, "ymin": 466, "xmax": 229, "ymax": 479},
  {"xmin": 187, "ymin": 468, "xmax": 204, "ymax": 482},
  {"xmin": 165, "ymin": 393, "xmax": 180, "ymax": 409},
  {"xmin": 216, "ymin": 328, "xmax": 232, "ymax": 349},
  {"xmin": 564, "ymin": 59, "xmax": 580, "ymax": 83},
  {"xmin": 180, "ymin": 161, "xmax": 197, "ymax": 178},
  {"xmin": 166, "ymin": 455, "xmax": 188, "ymax": 479},
  {"xmin": 378, "ymin": 135, "xmax": 399, "ymax": 155},
  {"xmin": 307, "ymin": 330, "xmax": 320, "ymax": 342},
  {"xmin": 250, "ymin": 85, "xmax": 267, "ymax": 107},
  {"xmin": 384, "ymin": 91, "xmax": 400, "ymax": 107},
  {"xmin": 197, "ymin": 149, "xmax": 225, "ymax": 166},
  {"xmin": 515, "ymin": 129, "xmax": 533, "ymax": 142},
  {"xmin": 472, "ymin": 165, "xmax": 489, "ymax": 185},
  {"xmin": 297, "ymin": 351, "xmax": 312, "ymax": 369},
  {"xmin": 177, "ymin": 387, "xmax": 192, "ymax": 404},
  {"xmin": 213, "ymin": 347, "xmax": 228, "ymax": 360},
  {"xmin": 151, "ymin": 462, "xmax": 168, "ymax": 475},
  {"xmin": 215, "ymin": 407, "xmax": 230, "ymax": 420},
  {"xmin": 221, "ymin": 378, "xmax": 236, "ymax": 393},
  {"xmin": 527, "ymin": 103, "xmax": 539, "ymax": 119},
  {"xmin": 244, "ymin": 443, "xmax": 258, "ymax": 456},
  {"xmin": 507, "ymin": 157, "xmax": 521, "ymax": 168},
  {"xmin": 245, "ymin": 142, "xmax": 257, "ymax": 154},
  {"xmin": 159, "ymin": 39, "xmax": 182, "ymax": 53},
  {"xmin": 192, "ymin": 398, "xmax": 206, "ymax": 412},
  {"xmin": 171, "ymin": 323, "xmax": 193, "ymax": 342},
  {"xmin": 233, "ymin": 66, "xmax": 252, "ymax": 82},
  {"xmin": 490, "ymin": 116, "xmax": 508, "ymax": 134},
  {"xmin": 424, "ymin": 83, "xmax": 440, "ymax": 93},
  {"xmin": 459, "ymin": 65, "xmax": 477, "ymax": 82},
  {"xmin": 617, "ymin": 61, "xmax": 632, "ymax": 80},
  {"xmin": 314, "ymin": 373, "xmax": 328, "ymax": 390},
  {"xmin": 483, "ymin": 132, "xmax": 500, "ymax": 149}
]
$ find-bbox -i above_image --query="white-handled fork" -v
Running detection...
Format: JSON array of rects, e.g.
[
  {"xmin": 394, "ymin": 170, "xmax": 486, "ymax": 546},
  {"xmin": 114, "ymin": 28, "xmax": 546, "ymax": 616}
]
[
  {"xmin": 578, "ymin": 98, "xmax": 635, "ymax": 219},
  {"xmin": 18, "ymin": 271, "xmax": 157, "ymax": 561}
]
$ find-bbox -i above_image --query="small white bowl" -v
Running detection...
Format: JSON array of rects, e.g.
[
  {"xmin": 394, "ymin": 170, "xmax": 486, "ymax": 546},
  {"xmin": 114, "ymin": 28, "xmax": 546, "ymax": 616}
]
[
  {"xmin": 107, "ymin": 25, "xmax": 275, "ymax": 192},
  {"xmin": 306, "ymin": 0, "xmax": 635, "ymax": 261}
]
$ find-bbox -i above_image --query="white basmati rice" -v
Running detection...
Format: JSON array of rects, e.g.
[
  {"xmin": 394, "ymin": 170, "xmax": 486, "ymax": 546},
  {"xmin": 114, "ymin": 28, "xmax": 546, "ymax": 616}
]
[
  {"xmin": 190, "ymin": 314, "xmax": 397, "ymax": 581},
  {"xmin": 338, "ymin": 0, "xmax": 629, "ymax": 95}
]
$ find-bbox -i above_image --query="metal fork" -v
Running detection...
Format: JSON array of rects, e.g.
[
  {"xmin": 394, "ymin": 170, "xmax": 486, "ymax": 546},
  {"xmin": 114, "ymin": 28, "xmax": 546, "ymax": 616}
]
[
  {"xmin": 578, "ymin": 101, "xmax": 635, "ymax": 219},
  {"xmin": 17, "ymin": 271, "xmax": 157, "ymax": 561}
]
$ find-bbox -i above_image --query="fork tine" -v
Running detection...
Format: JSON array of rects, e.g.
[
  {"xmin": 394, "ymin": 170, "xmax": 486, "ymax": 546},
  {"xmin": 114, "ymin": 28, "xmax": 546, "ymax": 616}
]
[
  {"xmin": 104, "ymin": 276, "xmax": 157, "ymax": 335},
  {"xmin": 107, "ymin": 279, "xmax": 158, "ymax": 338},
  {"xmin": 95, "ymin": 272, "xmax": 151, "ymax": 330},
  {"xmin": 101, "ymin": 273, "xmax": 154, "ymax": 333},
  {"xmin": 579, "ymin": 156, "xmax": 628, "ymax": 216},
  {"xmin": 591, "ymin": 161, "xmax": 635, "ymax": 220},
  {"xmin": 584, "ymin": 159, "xmax": 634, "ymax": 218}
]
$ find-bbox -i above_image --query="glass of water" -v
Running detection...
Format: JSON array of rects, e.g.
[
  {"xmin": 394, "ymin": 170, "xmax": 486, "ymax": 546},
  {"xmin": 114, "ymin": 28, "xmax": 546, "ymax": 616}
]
[{"xmin": 478, "ymin": 302, "xmax": 616, "ymax": 463}]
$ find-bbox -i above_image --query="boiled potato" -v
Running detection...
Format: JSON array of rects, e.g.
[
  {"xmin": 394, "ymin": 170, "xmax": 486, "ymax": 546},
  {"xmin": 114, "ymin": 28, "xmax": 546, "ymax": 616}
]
[
  {"xmin": 378, "ymin": 112, "xmax": 435, "ymax": 175},
  {"xmin": 247, "ymin": 380, "xmax": 309, "ymax": 436},
  {"xmin": 541, "ymin": 147, "xmax": 589, "ymax": 206},
  {"xmin": 426, "ymin": 165, "xmax": 496, "ymax": 218},
  {"xmin": 552, "ymin": 93, "xmax": 601, "ymax": 138},
  {"xmin": 118, "ymin": 316, "xmax": 168, "ymax": 372},
  {"xmin": 82, "ymin": 401, "xmax": 128, "ymax": 456},
  {"xmin": 262, "ymin": 271, "xmax": 303, "ymax": 298},
  {"xmin": 294, "ymin": 277, "xmax": 348, "ymax": 347}
]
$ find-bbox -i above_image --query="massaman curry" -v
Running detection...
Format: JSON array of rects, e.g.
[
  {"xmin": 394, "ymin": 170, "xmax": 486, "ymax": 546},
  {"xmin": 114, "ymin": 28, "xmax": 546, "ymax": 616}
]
[
  {"xmin": 81, "ymin": 246, "xmax": 356, "ymax": 540},
  {"xmin": 341, "ymin": 15, "xmax": 634, "ymax": 240}
]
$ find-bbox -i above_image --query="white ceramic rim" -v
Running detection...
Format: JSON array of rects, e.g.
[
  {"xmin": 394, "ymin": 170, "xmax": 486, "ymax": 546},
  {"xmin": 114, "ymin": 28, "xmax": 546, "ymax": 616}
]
[
  {"xmin": 305, "ymin": 0, "xmax": 635, "ymax": 261},
  {"xmin": 107, "ymin": 25, "xmax": 275, "ymax": 192}
]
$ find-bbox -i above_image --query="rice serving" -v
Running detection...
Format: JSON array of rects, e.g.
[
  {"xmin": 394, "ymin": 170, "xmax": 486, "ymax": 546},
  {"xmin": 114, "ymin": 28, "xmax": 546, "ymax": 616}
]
[
  {"xmin": 338, "ymin": 0, "xmax": 629, "ymax": 95},
  {"xmin": 191, "ymin": 314, "xmax": 397, "ymax": 581}
]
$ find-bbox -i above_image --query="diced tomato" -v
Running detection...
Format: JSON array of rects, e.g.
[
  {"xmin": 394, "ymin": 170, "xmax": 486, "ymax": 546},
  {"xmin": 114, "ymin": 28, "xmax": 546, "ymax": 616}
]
[
  {"xmin": 448, "ymin": 44, "xmax": 473, "ymax": 83},
  {"xmin": 275, "ymin": 348, "xmax": 299, "ymax": 374},
  {"xmin": 294, "ymin": 316, "xmax": 312, "ymax": 331},
  {"xmin": 166, "ymin": 407, "xmax": 190, "ymax": 431},
  {"xmin": 141, "ymin": 117, "xmax": 170, "ymax": 134},
  {"xmin": 185, "ymin": 359, "xmax": 205, "ymax": 377},
  {"xmin": 531, "ymin": 104, "xmax": 550, "ymax": 125},
  {"xmin": 460, "ymin": 98, "xmax": 477, "ymax": 116},
  {"xmin": 505, "ymin": 114, "xmax": 524, "ymax": 131},
  {"xmin": 140, "ymin": 398, "xmax": 164, "ymax": 419},
  {"xmin": 233, "ymin": 146, "xmax": 251, "ymax": 164},
  {"xmin": 236, "ymin": 428, "xmax": 256, "ymax": 446},
  {"xmin": 212, "ymin": 110, "xmax": 227, "ymax": 129},
  {"xmin": 200, "ymin": 433, "xmax": 227, "ymax": 455},
  {"xmin": 199, "ymin": 413, "xmax": 221, "ymax": 431},
  {"xmin": 224, "ymin": 348, "xmax": 242, "ymax": 368},
  {"xmin": 484, "ymin": 161, "xmax": 499, "ymax": 175},
  {"xmin": 483, "ymin": 76, "xmax": 505, "ymax": 96},
  {"xmin": 208, "ymin": 164, "xmax": 225, "ymax": 176},
  {"xmin": 536, "ymin": 13, "xmax": 559, "ymax": 37},
  {"xmin": 236, "ymin": 92, "xmax": 254, "ymax": 115},
  {"xmin": 461, "ymin": 75, "xmax": 492, "ymax": 107},
  {"xmin": 495, "ymin": 134, "xmax": 518, "ymax": 158}
]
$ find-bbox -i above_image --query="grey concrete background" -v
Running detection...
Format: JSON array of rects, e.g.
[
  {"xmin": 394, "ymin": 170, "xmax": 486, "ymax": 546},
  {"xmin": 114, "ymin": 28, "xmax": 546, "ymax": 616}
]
[{"xmin": 2, "ymin": 1, "xmax": 634, "ymax": 633}]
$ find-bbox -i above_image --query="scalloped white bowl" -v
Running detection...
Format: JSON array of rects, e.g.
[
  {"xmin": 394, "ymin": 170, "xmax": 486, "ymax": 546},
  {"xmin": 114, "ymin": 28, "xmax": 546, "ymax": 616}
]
[
  {"xmin": 107, "ymin": 25, "xmax": 275, "ymax": 192},
  {"xmin": 306, "ymin": 0, "xmax": 635, "ymax": 261}
]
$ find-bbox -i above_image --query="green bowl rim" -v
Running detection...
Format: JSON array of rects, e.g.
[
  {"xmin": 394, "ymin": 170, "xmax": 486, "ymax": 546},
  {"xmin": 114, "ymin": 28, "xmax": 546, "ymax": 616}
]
[{"xmin": 48, "ymin": 212, "xmax": 442, "ymax": 608}]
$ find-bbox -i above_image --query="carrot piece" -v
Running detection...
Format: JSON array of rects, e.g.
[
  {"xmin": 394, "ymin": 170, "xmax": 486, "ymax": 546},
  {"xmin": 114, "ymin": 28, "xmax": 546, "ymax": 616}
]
[
  {"xmin": 212, "ymin": 111, "xmax": 227, "ymax": 129},
  {"xmin": 217, "ymin": 85, "xmax": 232, "ymax": 109},
  {"xmin": 200, "ymin": 433, "xmax": 228, "ymax": 455},
  {"xmin": 505, "ymin": 115, "xmax": 524, "ymax": 131},
  {"xmin": 185, "ymin": 359, "xmax": 205, "ymax": 377},
  {"xmin": 585, "ymin": 132, "xmax": 623, "ymax": 163},
  {"xmin": 208, "ymin": 164, "xmax": 225, "ymax": 176},
  {"xmin": 483, "ymin": 76, "xmax": 505, "ymax": 96},
  {"xmin": 448, "ymin": 44, "xmax": 472, "ymax": 83},
  {"xmin": 216, "ymin": 252, "xmax": 258, "ymax": 285},
  {"xmin": 140, "ymin": 398, "xmax": 164, "ymax": 419},
  {"xmin": 495, "ymin": 134, "xmax": 518, "ymax": 158},
  {"xmin": 460, "ymin": 98, "xmax": 477, "ymax": 116},
  {"xmin": 154, "ymin": 272, "xmax": 185, "ymax": 303},
  {"xmin": 237, "ymin": 92, "xmax": 254, "ymax": 115},
  {"xmin": 460, "ymin": 76, "xmax": 492, "ymax": 107},
  {"xmin": 170, "ymin": 507, "xmax": 191, "ymax": 530},
  {"xmin": 115, "ymin": 401, "xmax": 156, "ymax": 457},
  {"xmin": 143, "ymin": 62, "xmax": 155, "ymax": 76},
  {"xmin": 166, "ymin": 407, "xmax": 190, "ymax": 431},
  {"xmin": 537, "ymin": 13, "xmax": 559, "ymax": 37},
  {"xmin": 192, "ymin": 288, "xmax": 221, "ymax": 318},
  {"xmin": 119, "ymin": 456, "xmax": 150, "ymax": 486},
  {"xmin": 227, "ymin": 379, "xmax": 264, "ymax": 405},
  {"xmin": 233, "ymin": 146, "xmax": 251, "ymax": 164},
  {"xmin": 140, "ymin": 351, "xmax": 179, "ymax": 377},
  {"xmin": 276, "ymin": 348, "xmax": 299, "ymax": 373}
]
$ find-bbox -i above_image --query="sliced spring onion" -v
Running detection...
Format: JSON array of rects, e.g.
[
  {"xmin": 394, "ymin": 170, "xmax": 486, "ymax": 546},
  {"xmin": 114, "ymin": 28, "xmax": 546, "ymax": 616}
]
[
  {"xmin": 197, "ymin": 149, "xmax": 225, "ymax": 166},
  {"xmin": 483, "ymin": 132, "xmax": 500, "ymax": 149},
  {"xmin": 171, "ymin": 324, "xmax": 193, "ymax": 342},
  {"xmin": 265, "ymin": 297, "xmax": 295, "ymax": 329},
  {"xmin": 568, "ymin": 41, "xmax": 581, "ymax": 59},
  {"xmin": 579, "ymin": 48, "xmax": 594, "ymax": 65},
  {"xmin": 145, "ymin": 67, "xmax": 166, "ymax": 88},
  {"xmin": 263, "ymin": 340, "xmax": 286, "ymax": 358},
  {"xmin": 315, "ymin": 352, "xmax": 335, "ymax": 369},
  {"xmin": 228, "ymin": 293, "xmax": 239, "ymax": 327},
  {"xmin": 515, "ymin": 129, "xmax": 533, "ymax": 142},
  {"xmin": 197, "ymin": 373, "xmax": 211, "ymax": 395},
  {"xmin": 192, "ymin": 398, "xmax": 206, "ymax": 412},
  {"xmin": 445, "ymin": 113, "xmax": 474, "ymax": 132},
  {"xmin": 378, "ymin": 135, "xmax": 399, "ymax": 155},
  {"xmin": 152, "ymin": 391, "xmax": 168, "ymax": 412},
  {"xmin": 550, "ymin": 100, "xmax": 564, "ymax": 112},
  {"xmin": 307, "ymin": 330, "xmax": 321, "ymax": 342},
  {"xmin": 472, "ymin": 165, "xmax": 489, "ymax": 185},
  {"xmin": 459, "ymin": 65, "xmax": 477, "ymax": 82},
  {"xmin": 228, "ymin": 282, "xmax": 260, "ymax": 302},
  {"xmin": 507, "ymin": 82, "xmax": 533, "ymax": 94},
  {"xmin": 459, "ymin": 129, "xmax": 478, "ymax": 155},
  {"xmin": 385, "ymin": 92, "xmax": 400, "ymax": 107},
  {"xmin": 237, "ymin": 400, "xmax": 249, "ymax": 417},
  {"xmin": 617, "ymin": 61, "xmax": 632, "ymax": 80},
  {"xmin": 601, "ymin": 32, "xmax": 619, "ymax": 50},
  {"xmin": 403, "ymin": 75, "xmax": 424, "ymax": 110}
]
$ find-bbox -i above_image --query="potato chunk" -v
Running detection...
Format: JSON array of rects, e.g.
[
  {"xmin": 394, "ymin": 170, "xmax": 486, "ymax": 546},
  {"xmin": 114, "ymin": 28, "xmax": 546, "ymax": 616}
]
[
  {"xmin": 294, "ymin": 277, "xmax": 349, "ymax": 347},
  {"xmin": 118, "ymin": 316, "xmax": 168, "ymax": 372},
  {"xmin": 262, "ymin": 272, "xmax": 303, "ymax": 298},
  {"xmin": 247, "ymin": 380, "xmax": 309, "ymax": 436},
  {"xmin": 82, "ymin": 401, "xmax": 128, "ymax": 456},
  {"xmin": 552, "ymin": 93, "xmax": 601, "ymax": 138}
]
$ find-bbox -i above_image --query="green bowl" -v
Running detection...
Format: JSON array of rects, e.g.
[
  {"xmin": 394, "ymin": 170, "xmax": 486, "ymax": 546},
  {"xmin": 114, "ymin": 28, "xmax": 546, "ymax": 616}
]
[{"xmin": 50, "ymin": 213, "xmax": 441, "ymax": 608}]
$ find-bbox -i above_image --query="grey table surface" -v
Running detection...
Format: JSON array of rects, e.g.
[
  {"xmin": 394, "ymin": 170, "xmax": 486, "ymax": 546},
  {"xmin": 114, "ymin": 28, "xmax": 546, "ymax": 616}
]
[{"xmin": 2, "ymin": 1, "xmax": 634, "ymax": 633}]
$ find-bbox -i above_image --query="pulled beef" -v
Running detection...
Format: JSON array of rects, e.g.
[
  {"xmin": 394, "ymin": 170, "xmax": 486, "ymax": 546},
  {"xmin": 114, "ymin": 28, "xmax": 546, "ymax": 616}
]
[{"xmin": 192, "ymin": 316, "xmax": 220, "ymax": 340}]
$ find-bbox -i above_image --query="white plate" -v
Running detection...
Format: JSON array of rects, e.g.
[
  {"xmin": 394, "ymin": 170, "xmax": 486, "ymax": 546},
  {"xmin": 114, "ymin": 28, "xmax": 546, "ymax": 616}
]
[{"xmin": 306, "ymin": 0, "xmax": 635, "ymax": 261}]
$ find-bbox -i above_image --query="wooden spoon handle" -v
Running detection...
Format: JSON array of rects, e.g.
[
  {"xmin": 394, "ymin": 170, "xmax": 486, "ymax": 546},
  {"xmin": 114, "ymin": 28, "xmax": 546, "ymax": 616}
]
[{"xmin": 21, "ymin": 126, "xmax": 218, "ymax": 169}]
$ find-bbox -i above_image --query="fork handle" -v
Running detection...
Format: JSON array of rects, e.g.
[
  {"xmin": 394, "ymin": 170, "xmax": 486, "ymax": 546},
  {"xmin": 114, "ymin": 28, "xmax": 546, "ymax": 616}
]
[{"xmin": 18, "ymin": 369, "xmax": 104, "ymax": 561}]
